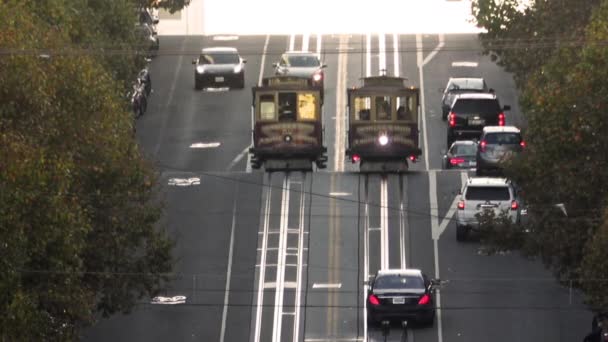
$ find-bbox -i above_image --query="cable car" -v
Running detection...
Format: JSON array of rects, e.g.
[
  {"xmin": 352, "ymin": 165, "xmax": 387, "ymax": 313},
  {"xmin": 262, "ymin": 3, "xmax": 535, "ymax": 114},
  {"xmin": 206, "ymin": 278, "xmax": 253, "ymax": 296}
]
[
  {"xmin": 249, "ymin": 76, "xmax": 327, "ymax": 171},
  {"xmin": 346, "ymin": 76, "xmax": 421, "ymax": 172}
]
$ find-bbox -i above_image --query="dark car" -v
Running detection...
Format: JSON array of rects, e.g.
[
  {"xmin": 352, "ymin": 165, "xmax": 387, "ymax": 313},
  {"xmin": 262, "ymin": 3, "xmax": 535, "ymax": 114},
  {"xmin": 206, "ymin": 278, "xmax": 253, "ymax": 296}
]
[
  {"xmin": 446, "ymin": 93, "xmax": 510, "ymax": 148},
  {"xmin": 440, "ymin": 77, "xmax": 490, "ymax": 120},
  {"xmin": 442, "ymin": 140, "xmax": 478, "ymax": 169},
  {"xmin": 367, "ymin": 269, "xmax": 437, "ymax": 326},
  {"xmin": 192, "ymin": 47, "xmax": 246, "ymax": 90},
  {"xmin": 273, "ymin": 51, "xmax": 326, "ymax": 90},
  {"xmin": 476, "ymin": 126, "xmax": 525, "ymax": 175}
]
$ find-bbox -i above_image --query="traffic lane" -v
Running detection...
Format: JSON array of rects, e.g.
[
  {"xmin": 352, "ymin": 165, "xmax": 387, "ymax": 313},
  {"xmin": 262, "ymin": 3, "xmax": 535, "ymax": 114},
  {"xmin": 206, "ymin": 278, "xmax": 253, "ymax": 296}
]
[
  {"xmin": 140, "ymin": 35, "xmax": 266, "ymax": 173},
  {"xmin": 304, "ymin": 172, "xmax": 361, "ymax": 340},
  {"xmin": 421, "ymin": 34, "xmax": 524, "ymax": 170},
  {"xmin": 222, "ymin": 173, "xmax": 264, "ymax": 342},
  {"xmin": 435, "ymin": 171, "xmax": 590, "ymax": 342},
  {"xmin": 83, "ymin": 172, "xmax": 245, "ymax": 341},
  {"xmin": 316, "ymin": 35, "xmax": 340, "ymax": 172}
]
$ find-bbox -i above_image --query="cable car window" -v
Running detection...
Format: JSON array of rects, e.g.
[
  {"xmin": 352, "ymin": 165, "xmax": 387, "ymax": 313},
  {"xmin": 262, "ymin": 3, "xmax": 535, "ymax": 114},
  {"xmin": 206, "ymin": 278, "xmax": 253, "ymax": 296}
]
[
  {"xmin": 297, "ymin": 93, "xmax": 316, "ymax": 120},
  {"xmin": 375, "ymin": 96, "xmax": 391, "ymax": 120},
  {"xmin": 354, "ymin": 96, "xmax": 371, "ymax": 121},
  {"xmin": 259, "ymin": 94, "xmax": 276, "ymax": 121},
  {"xmin": 278, "ymin": 92, "xmax": 297, "ymax": 121},
  {"xmin": 396, "ymin": 95, "xmax": 416, "ymax": 122}
]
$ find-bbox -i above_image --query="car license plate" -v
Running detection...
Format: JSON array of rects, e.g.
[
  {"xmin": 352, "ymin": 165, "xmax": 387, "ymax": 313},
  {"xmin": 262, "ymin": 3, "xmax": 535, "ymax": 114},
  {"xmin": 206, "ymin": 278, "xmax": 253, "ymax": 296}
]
[
  {"xmin": 392, "ymin": 297, "xmax": 405, "ymax": 304},
  {"xmin": 468, "ymin": 161, "xmax": 475, "ymax": 167},
  {"xmin": 215, "ymin": 76, "xmax": 224, "ymax": 82},
  {"xmin": 468, "ymin": 118, "xmax": 484, "ymax": 125}
]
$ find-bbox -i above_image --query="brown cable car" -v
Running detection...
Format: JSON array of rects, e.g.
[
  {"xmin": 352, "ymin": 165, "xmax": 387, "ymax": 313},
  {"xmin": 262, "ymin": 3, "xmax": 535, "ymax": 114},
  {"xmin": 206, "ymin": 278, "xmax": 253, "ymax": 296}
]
[
  {"xmin": 346, "ymin": 76, "xmax": 421, "ymax": 172},
  {"xmin": 249, "ymin": 76, "xmax": 327, "ymax": 171}
]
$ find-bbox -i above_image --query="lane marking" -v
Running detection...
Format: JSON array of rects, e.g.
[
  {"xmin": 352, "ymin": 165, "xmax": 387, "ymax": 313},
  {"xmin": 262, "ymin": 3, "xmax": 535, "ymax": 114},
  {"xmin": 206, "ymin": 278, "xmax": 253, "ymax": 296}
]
[
  {"xmin": 334, "ymin": 35, "xmax": 348, "ymax": 172},
  {"xmin": 189, "ymin": 142, "xmax": 221, "ymax": 148},
  {"xmin": 329, "ymin": 192, "xmax": 351, "ymax": 196},
  {"xmin": 312, "ymin": 283, "xmax": 342, "ymax": 289},
  {"xmin": 213, "ymin": 35, "xmax": 239, "ymax": 41},
  {"xmin": 362, "ymin": 176, "xmax": 370, "ymax": 342},
  {"xmin": 429, "ymin": 170, "xmax": 443, "ymax": 342},
  {"xmin": 434, "ymin": 171, "xmax": 468, "ymax": 239},
  {"xmin": 393, "ymin": 33, "xmax": 400, "ymax": 77},
  {"xmin": 305, "ymin": 339, "xmax": 363, "ymax": 342},
  {"xmin": 302, "ymin": 33, "xmax": 310, "ymax": 52},
  {"xmin": 293, "ymin": 174, "xmax": 307, "ymax": 342},
  {"xmin": 316, "ymin": 34, "xmax": 322, "ymax": 58},
  {"xmin": 227, "ymin": 145, "xmax": 250, "ymax": 171},
  {"xmin": 452, "ymin": 61, "xmax": 478, "ymax": 67},
  {"xmin": 380, "ymin": 177, "xmax": 389, "ymax": 269},
  {"xmin": 264, "ymin": 281, "xmax": 297, "ymax": 289},
  {"xmin": 422, "ymin": 34, "xmax": 445, "ymax": 67},
  {"xmin": 399, "ymin": 176, "xmax": 407, "ymax": 268},
  {"xmin": 219, "ymin": 184, "xmax": 239, "ymax": 342},
  {"xmin": 416, "ymin": 34, "xmax": 430, "ymax": 171},
  {"xmin": 378, "ymin": 33, "xmax": 386, "ymax": 74},
  {"xmin": 365, "ymin": 34, "xmax": 371, "ymax": 77},
  {"xmin": 289, "ymin": 34, "xmax": 296, "ymax": 51},
  {"xmin": 253, "ymin": 174, "xmax": 272, "ymax": 342},
  {"xmin": 272, "ymin": 177, "xmax": 290, "ymax": 342},
  {"xmin": 167, "ymin": 177, "xmax": 200, "ymax": 186}
]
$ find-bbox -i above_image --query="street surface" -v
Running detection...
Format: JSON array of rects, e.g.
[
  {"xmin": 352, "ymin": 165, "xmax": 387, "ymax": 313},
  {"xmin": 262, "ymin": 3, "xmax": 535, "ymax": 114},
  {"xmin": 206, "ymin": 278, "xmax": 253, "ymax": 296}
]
[{"xmin": 83, "ymin": 33, "xmax": 590, "ymax": 342}]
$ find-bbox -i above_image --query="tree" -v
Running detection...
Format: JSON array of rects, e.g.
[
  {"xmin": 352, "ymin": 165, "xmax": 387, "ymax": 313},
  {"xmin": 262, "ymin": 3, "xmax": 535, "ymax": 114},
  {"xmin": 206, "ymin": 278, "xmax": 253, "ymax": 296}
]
[{"xmin": 0, "ymin": 1, "xmax": 173, "ymax": 339}]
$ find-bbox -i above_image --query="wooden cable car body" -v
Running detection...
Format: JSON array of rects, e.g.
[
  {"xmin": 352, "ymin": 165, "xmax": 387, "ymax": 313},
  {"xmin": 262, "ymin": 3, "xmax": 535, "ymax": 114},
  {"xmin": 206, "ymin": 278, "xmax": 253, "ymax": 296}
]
[
  {"xmin": 346, "ymin": 76, "xmax": 422, "ymax": 172},
  {"xmin": 249, "ymin": 76, "xmax": 327, "ymax": 171}
]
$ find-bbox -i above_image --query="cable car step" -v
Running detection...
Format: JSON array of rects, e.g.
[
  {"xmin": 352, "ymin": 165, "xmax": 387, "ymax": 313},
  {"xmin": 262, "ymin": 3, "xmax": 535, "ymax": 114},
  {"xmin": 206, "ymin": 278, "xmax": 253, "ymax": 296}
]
[{"xmin": 264, "ymin": 159, "xmax": 313, "ymax": 172}]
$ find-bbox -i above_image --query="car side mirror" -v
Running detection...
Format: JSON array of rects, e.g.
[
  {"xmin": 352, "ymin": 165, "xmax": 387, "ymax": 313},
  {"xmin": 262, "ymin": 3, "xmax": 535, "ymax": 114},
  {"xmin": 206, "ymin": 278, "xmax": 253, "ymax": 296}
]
[
  {"xmin": 489, "ymin": 88, "xmax": 495, "ymax": 93},
  {"xmin": 192, "ymin": 59, "xmax": 197, "ymax": 65},
  {"xmin": 431, "ymin": 279, "xmax": 441, "ymax": 286},
  {"xmin": 503, "ymin": 105, "xmax": 511, "ymax": 111},
  {"xmin": 321, "ymin": 64, "xmax": 328, "ymax": 68},
  {"xmin": 242, "ymin": 59, "xmax": 247, "ymax": 63},
  {"xmin": 153, "ymin": 19, "xmax": 159, "ymax": 24}
]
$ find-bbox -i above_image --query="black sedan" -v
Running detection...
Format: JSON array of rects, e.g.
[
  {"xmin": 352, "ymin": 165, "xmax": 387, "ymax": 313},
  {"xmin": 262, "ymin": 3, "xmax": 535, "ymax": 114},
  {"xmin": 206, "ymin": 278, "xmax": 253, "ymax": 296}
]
[
  {"xmin": 273, "ymin": 51, "xmax": 326, "ymax": 90},
  {"xmin": 192, "ymin": 47, "xmax": 246, "ymax": 90},
  {"xmin": 367, "ymin": 269, "xmax": 438, "ymax": 326},
  {"xmin": 442, "ymin": 140, "xmax": 478, "ymax": 169},
  {"xmin": 440, "ymin": 77, "xmax": 490, "ymax": 120}
]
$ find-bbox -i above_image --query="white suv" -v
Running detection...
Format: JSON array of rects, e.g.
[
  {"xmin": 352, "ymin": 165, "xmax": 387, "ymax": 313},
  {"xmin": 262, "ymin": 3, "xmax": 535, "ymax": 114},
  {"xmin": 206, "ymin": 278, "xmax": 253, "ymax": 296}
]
[{"xmin": 456, "ymin": 177, "xmax": 522, "ymax": 241}]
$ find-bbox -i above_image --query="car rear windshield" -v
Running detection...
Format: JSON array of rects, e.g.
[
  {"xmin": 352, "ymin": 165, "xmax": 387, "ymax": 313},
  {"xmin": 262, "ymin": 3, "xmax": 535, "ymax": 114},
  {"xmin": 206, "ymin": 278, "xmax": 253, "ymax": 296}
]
[
  {"xmin": 465, "ymin": 186, "xmax": 510, "ymax": 201},
  {"xmin": 452, "ymin": 99, "xmax": 501, "ymax": 114},
  {"xmin": 451, "ymin": 144, "xmax": 477, "ymax": 156},
  {"xmin": 287, "ymin": 55, "xmax": 320, "ymax": 67},
  {"xmin": 449, "ymin": 79, "xmax": 485, "ymax": 91},
  {"xmin": 201, "ymin": 53, "xmax": 239, "ymax": 64},
  {"xmin": 484, "ymin": 133, "xmax": 521, "ymax": 144},
  {"xmin": 374, "ymin": 275, "xmax": 424, "ymax": 290}
]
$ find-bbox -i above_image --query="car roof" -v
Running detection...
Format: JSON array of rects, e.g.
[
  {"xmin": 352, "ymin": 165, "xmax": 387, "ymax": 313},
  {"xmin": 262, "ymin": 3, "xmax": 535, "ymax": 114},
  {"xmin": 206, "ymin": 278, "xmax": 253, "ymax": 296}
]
[
  {"xmin": 448, "ymin": 77, "xmax": 486, "ymax": 87},
  {"xmin": 466, "ymin": 177, "xmax": 510, "ymax": 187},
  {"xmin": 455, "ymin": 92, "xmax": 497, "ymax": 100},
  {"xmin": 451, "ymin": 140, "xmax": 478, "ymax": 146},
  {"xmin": 377, "ymin": 269, "xmax": 423, "ymax": 277},
  {"xmin": 202, "ymin": 47, "xmax": 238, "ymax": 53},
  {"xmin": 482, "ymin": 126, "xmax": 521, "ymax": 133}
]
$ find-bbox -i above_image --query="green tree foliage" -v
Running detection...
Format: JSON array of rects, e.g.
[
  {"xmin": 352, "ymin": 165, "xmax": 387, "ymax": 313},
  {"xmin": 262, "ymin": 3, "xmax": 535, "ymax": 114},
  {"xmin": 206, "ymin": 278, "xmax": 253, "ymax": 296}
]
[
  {"xmin": 0, "ymin": 0, "xmax": 174, "ymax": 339},
  {"xmin": 138, "ymin": 0, "xmax": 191, "ymax": 13},
  {"xmin": 472, "ymin": 0, "xmax": 608, "ymax": 309},
  {"xmin": 580, "ymin": 209, "xmax": 608, "ymax": 311}
]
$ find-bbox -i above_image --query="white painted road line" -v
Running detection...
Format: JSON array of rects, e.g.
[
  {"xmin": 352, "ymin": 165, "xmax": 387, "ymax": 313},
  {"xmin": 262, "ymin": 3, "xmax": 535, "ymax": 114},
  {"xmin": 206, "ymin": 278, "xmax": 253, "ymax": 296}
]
[
  {"xmin": 429, "ymin": 170, "xmax": 443, "ymax": 342},
  {"xmin": 435, "ymin": 171, "xmax": 468, "ymax": 239},
  {"xmin": 423, "ymin": 34, "xmax": 445, "ymax": 67},
  {"xmin": 416, "ymin": 34, "xmax": 430, "ymax": 171},
  {"xmin": 334, "ymin": 35, "xmax": 348, "ymax": 172},
  {"xmin": 378, "ymin": 33, "xmax": 386, "ymax": 74},
  {"xmin": 362, "ymin": 179, "xmax": 370, "ymax": 342},
  {"xmin": 289, "ymin": 34, "xmax": 296, "ymax": 51},
  {"xmin": 226, "ymin": 145, "xmax": 249, "ymax": 171},
  {"xmin": 272, "ymin": 177, "xmax": 290, "ymax": 342},
  {"xmin": 254, "ymin": 174, "xmax": 272, "ymax": 342},
  {"xmin": 316, "ymin": 34, "xmax": 322, "ymax": 58},
  {"xmin": 312, "ymin": 283, "xmax": 342, "ymax": 289},
  {"xmin": 329, "ymin": 192, "xmax": 351, "ymax": 197},
  {"xmin": 302, "ymin": 33, "xmax": 310, "ymax": 52},
  {"xmin": 366, "ymin": 34, "xmax": 372, "ymax": 77},
  {"xmin": 258, "ymin": 35, "xmax": 270, "ymax": 87},
  {"xmin": 452, "ymin": 61, "xmax": 478, "ymax": 67},
  {"xmin": 400, "ymin": 176, "xmax": 407, "ymax": 268},
  {"xmin": 219, "ymin": 184, "xmax": 239, "ymax": 342},
  {"xmin": 393, "ymin": 33, "xmax": 400, "ymax": 77},
  {"xmin": 380, "ymin": 177, "xmax": 389, "ymax": 270},
  {"xmin": 293, "ymin": 175, "xmax": 307, "ymax": 342}
]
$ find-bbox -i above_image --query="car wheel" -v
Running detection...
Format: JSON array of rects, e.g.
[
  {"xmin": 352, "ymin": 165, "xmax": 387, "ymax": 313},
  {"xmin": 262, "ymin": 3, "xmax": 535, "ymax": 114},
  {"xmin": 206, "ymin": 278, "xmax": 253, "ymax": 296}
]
[{"xmin": 456, "ymin": 224, "xmax": 468, "ymax": 242}]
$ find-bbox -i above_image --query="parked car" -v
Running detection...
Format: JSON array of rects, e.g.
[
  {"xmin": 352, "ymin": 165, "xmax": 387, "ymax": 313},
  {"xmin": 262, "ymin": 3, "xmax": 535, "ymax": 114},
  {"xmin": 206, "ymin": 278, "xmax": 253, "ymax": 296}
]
[
  {"xmin": 440, "ymin": 77, "xmax": 490, "ymax": 120},
  {"xmin": 367, "ymin": 269, "xmax": 438, "ymax": 326},
  {"xmin": 273, "ymin": 51, "xmax": 326, "ymax": 90},
  {"xmin": 476, "ymin": 126, "xmax": 525, "ymax": 175},
  {"xmin": 455, "ymin": 177, "xmax": 523, "ymax": 241},
  {"xmin": 138, "ymin": 8, "xmax": 159, "ymax": 35},
  {"xmin": 134, "ymin": 23, "xmax": 159, "ymax": 57},
  {"xmin": 442, "ymin": 140, "xmax": 478, "ymax": 169},
  {"xmin": 192, "ymin": 47, "xmax": 246, "ymax": 89},
  {"xmin": 446, "ymin": 93, "xmax": 510, "ymax": 149}
]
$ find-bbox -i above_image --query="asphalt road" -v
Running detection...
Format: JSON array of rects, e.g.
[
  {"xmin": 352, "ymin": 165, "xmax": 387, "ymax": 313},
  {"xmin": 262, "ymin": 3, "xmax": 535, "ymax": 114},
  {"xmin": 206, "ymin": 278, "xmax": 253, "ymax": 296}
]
[{"xmin": 82, "ymin": 34, "xmax": 590, "ymax": 342}]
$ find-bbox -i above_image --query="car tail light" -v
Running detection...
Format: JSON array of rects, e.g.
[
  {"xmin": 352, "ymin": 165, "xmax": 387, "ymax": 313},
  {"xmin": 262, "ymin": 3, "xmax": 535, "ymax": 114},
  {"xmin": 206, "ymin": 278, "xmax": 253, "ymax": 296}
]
[
  {"xmin": 480, "ymin": 140, "xmax": 487, "ymax": 152},
  {"xmin": 511, "ymin": 200, "xmax": 519, "ymax": 210},
  {"xmin": 458, "ymin": 200, "xmax": 465, "ymax": 210},
  {"xmin": 418, "ymin": 294, "xmax": 430, "ymax": 305},
  {"xmin": 369, "ymin": 294, "xmax": 380, "ymax": 306},
  {"xmin": 409, "ymin": 155, "xmax": 417, "ymax": 162},
  {"xmin": 352, "ymin": 154, "xmax": 361, "ymax": 163},
  {"xmin": 450, "ymin": 157, "xmax": 465, "ymax": 165},
  {"xmin": 449, "ymin": 112, "xmax": 456, "ymax": 127},
  {"xmin": 520, "ymin": 140, "xmax": 526, "ymax": 148},
  {"xmin": 498, "ymin": 112, "xmax": 505, "ymax": 126}
]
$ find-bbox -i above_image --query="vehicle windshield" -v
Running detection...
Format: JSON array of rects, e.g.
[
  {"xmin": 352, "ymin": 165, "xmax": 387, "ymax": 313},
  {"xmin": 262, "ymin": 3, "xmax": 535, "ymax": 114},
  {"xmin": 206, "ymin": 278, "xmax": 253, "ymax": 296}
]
[
  {"xmin": 200, "ymin": 52, "xmax": 239, "ymax": 64},
  {"xmin": 452, "ymin": 99, "xmax": 500, "ymax": 113},
  {"xmin": 374, "ymin": 275, "xmax": 424, "ymax": 290},
  {"xmin": 465, "ymin": 186, "xmax": 510, "ymax": 201},
  {"xmin": 485, "ymin": 133, "xmax": 521, "ymax": 145},
  {"xmin": 286, "ymin": 55, "xmax": 320, "ymax": 67},
  {"xmin": 451, "ymin": 144, "xmax": 477, "ymax": 156},
  {"xmin": 449, "ymin": 79, "xmax": 486, "ymax": 91}
]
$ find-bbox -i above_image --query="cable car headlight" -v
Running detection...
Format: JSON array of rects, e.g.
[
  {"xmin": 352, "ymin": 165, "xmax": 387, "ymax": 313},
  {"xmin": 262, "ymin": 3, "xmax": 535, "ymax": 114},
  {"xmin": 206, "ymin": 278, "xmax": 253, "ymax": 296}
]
[
  {"xmin": 284, "ymin": 134, "xmax": 293, "ymax": 143},
  {"xmin": 196, "ymin": 65, "xmax": 205, "ymax": 74},
  {"xmin": 312, "ymin": 72, "xmax": 322, "ymax": 82},
  {"xmin": 378, "ymin": 134, "xmax": 389, "ymax": 146}
]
